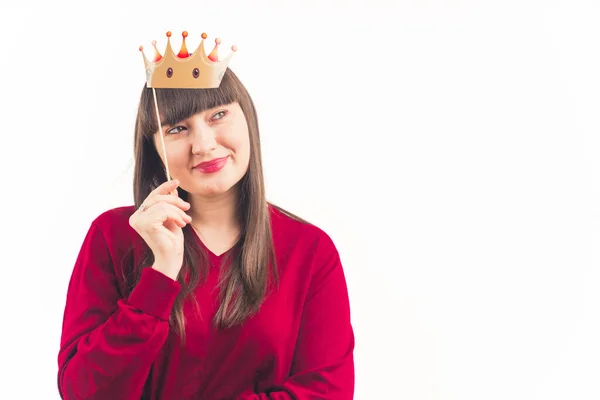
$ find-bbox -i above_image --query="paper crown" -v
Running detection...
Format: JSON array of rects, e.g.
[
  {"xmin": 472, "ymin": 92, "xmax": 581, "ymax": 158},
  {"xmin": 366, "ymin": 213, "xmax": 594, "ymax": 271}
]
[{"xmin": 139, "ymin": 31, "xmax": 238, "ymax": 89}]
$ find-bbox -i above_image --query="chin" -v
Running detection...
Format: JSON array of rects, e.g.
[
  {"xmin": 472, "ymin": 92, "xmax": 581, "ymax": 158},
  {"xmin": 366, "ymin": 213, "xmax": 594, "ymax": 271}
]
[
  {"xmin": 181, "ymin": 167, "xmax": 246, "ymax": 197},
  {"xmin": 188, "ymin": 179, "xmax": 238, "ymax": 198}
]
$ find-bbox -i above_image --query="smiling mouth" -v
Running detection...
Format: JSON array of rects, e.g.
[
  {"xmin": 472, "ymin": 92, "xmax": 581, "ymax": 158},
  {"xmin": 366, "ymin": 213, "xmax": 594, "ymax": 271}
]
[{"xmin": 193, "ymin": 156, "xmax": 229, "ymax": 173}]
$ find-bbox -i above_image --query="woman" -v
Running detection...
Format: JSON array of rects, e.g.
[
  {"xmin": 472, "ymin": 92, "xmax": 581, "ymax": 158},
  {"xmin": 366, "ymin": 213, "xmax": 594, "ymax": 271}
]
[{"xmin": 57, "ymin": 68, "xmax": 355, "ymax": 399}]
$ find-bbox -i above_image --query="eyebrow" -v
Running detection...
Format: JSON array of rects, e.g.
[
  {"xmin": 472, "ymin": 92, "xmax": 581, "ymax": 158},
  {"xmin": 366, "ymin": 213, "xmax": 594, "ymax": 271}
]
[{"xmin": 161, "ymin": 115, "xmax": 191, "ymax": 127}]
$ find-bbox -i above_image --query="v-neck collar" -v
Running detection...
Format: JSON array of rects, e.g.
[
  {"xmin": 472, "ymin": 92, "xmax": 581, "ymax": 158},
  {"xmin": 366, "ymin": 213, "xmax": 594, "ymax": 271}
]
[{"xmin": 189, "ymin": 225, "xmax": 236, "ymax": 264}]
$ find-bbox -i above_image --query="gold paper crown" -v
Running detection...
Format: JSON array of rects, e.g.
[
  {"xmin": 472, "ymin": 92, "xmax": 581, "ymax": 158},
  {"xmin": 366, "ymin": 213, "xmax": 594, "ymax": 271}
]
[{"xmin": 139, "ymin": 31, "xmax": 238, "ymax": 89}]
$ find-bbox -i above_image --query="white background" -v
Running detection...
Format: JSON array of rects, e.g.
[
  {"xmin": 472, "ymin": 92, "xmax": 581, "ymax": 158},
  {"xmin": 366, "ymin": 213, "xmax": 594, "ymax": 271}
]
[{"xmin": 0, "ymin": 0, "xmax": 598, "ymax": 399}]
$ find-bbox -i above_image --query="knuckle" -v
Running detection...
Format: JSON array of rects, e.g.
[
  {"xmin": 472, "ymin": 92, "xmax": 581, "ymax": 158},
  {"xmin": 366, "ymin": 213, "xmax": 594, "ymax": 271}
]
[{"xmin": 129, "ymin": 219, "xmax": 139, "ymax": 231}]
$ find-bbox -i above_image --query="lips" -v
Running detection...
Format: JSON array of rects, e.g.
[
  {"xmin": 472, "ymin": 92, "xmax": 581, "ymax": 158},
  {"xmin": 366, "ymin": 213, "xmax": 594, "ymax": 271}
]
[{"xmin": 193, "ymin": 156, "xmax": 229, "ymax": 173}]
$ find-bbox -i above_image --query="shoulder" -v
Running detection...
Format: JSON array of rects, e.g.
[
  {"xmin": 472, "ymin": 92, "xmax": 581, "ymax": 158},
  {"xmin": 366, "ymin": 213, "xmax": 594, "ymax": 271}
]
[
  {"xmin": 267, "ymin": 204, "xmax": 347, "ymax": 299},
  {"xmin": 86, "ymin": 205, "xmax": 144, "ymax": 253},
  {"xmin": 268, "ymin": 203, "xmax": 339, "ymax": 260},
  {"xmin": 90, "ymin": 205, "xmax": 137, "ymax": 234}
]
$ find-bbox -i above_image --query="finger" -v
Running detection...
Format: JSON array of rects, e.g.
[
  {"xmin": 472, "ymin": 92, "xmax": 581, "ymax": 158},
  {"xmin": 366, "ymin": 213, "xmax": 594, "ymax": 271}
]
[
  {"xmin": 150, "ymin": 179, "xmax": 180, "ymax": 197},
  {"xmin": 147, "ymin": 202, "xmax": 192, "ymax": 225},
  {"xmin": 172, "ymin": 217, "xmax": 188, "ymax": 228},
  {"xmin": 138, "ymin": 181, "xmax": 183, "ymax": 213},
  {"xmin": 142, "ymin": 194, "xmax": 190, "ymax": 212}
]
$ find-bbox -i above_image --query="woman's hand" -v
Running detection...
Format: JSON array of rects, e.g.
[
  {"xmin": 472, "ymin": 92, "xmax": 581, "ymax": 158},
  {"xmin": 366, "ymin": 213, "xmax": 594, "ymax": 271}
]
[{"xmin": 129, "ymin": 179, "xmax": 192, "ymax": 280}]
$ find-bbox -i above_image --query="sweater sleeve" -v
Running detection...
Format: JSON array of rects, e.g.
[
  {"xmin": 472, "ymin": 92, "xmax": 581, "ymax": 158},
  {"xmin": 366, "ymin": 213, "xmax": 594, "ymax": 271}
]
[
  {"xmin": 57, "ymin": 222, "xmax": 181, "ymax": 400},
  {"xmin": 236, "ymin": 234, "xmax": 355, "ymax": 400}
]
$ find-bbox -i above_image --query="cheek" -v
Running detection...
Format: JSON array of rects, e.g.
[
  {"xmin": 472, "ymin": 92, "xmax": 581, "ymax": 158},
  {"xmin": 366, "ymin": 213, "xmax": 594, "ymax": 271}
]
[
  {"xmin": 236, "ymin": 137, "xmax": 251, "ymax": 165},
  {"xmin": 167, "ymin": 144, "xmax": 187, "ymax": 161},
  {"xmin": 222, "ymin": 131, "xmax": 250, "ymax": 158},
  {"xmin": 156, "ymin": 141, "xmax": 189, "ymax": 171},
  {"xmin": 154, "ymin": 137, "xmax": 173, "ymax": 161}
]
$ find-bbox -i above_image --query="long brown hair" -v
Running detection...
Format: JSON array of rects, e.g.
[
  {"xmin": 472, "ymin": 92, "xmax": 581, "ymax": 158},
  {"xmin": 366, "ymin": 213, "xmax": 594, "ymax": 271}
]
[{"xmin": 127, "ymin": 68, "xmax": 287, "ymax": 343}]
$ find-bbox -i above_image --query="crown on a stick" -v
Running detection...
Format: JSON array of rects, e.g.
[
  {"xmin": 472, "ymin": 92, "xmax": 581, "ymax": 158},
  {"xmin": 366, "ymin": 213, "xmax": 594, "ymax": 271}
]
[{"xmin": 139, "ymin": 31, "xmax": 238, "ymax": 89}]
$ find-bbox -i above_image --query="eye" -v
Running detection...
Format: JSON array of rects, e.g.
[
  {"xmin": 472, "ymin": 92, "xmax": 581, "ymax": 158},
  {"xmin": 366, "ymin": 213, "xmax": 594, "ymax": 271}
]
[
  {"xmin": 166, "ymin": 67, "xmax": 173, "ymax": 78},
  {"xmin": 192, "ymin": 68, "xmax": 200, "ymax": 78},
  {"xmin": 166, "ymin": 126, "xmax": 186, "ymax": 135},
  {"xmin": 212, "ymin": 110, "xmax": 228, "ymax": 120}
]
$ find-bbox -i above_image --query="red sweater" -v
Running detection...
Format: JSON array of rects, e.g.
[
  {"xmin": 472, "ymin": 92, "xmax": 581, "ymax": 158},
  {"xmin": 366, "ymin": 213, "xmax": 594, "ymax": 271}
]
[{"xmin": 58, "ymin": 205, "xmax": 354, "ymax": 399}]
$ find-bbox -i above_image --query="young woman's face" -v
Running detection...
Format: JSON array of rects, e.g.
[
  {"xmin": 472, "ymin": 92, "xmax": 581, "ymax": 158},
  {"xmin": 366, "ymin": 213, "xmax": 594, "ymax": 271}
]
[{"xmin": 154, "ymin": 102, "xmax": 250, "ymax": 198}]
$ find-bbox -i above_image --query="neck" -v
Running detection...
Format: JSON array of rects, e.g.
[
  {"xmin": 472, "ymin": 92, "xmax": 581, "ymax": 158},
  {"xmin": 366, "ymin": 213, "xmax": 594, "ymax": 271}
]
[{"xmin": 187, "ymin": 187, "xmax": 241, "ymax": 233}]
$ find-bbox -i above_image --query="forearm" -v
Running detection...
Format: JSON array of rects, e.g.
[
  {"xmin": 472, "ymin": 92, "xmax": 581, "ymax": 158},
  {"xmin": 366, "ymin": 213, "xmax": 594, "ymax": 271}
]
[{"xmin": 59, "ymin": 267, "xmax": 179, "ymax": 399}]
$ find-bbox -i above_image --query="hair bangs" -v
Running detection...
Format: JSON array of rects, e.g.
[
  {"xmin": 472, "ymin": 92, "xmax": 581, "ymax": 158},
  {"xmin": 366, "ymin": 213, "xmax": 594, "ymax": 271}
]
[{"xmin": 139, "ymin": 70, "xmax": 239, "ymax": 137}]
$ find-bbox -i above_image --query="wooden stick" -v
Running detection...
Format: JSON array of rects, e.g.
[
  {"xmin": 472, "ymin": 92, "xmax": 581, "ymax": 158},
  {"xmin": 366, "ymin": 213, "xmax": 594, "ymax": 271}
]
[{"xmin": 152, "ymin": 87, "xmax": 171, "ymax": 182}]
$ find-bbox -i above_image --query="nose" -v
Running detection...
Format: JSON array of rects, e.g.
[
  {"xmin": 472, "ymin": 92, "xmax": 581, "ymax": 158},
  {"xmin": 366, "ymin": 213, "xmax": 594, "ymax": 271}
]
[{"xmin": 190, "ymin": 126, "xmax": 217, "ymax": 155}]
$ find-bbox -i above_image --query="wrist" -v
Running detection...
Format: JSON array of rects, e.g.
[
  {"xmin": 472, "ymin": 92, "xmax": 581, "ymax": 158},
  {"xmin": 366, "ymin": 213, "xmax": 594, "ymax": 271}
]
[{"xmin": 151, "ymin": 262, "xmax": 181, "ymax": 281}]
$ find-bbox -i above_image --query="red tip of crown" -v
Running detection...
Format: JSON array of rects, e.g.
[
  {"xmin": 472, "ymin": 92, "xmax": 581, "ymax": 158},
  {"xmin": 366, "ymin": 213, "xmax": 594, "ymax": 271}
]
[
  {"xmin": 139, "ymin": 45, "xmax": 143, "ymax": 51},
  {"xmin": 231, "ymin": 45, "xmax": 238, "ymax": 52},
  {"xmin": 202, "ymin": 32, "xmax": 208, "ymax": 39},
  {"xmin": 166, "ymin": 31, "xmax": 172, "ymax": 37},
  {"xmin": 177, "ymin": 31, "xmax": 190, "ymax": 58}
]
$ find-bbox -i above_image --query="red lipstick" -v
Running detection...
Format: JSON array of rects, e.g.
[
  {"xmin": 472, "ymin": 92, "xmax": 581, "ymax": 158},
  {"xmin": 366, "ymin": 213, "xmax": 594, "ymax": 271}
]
[{"xmin": 193, "ymin": 156, "xmax": 228, "ymax": 173}]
